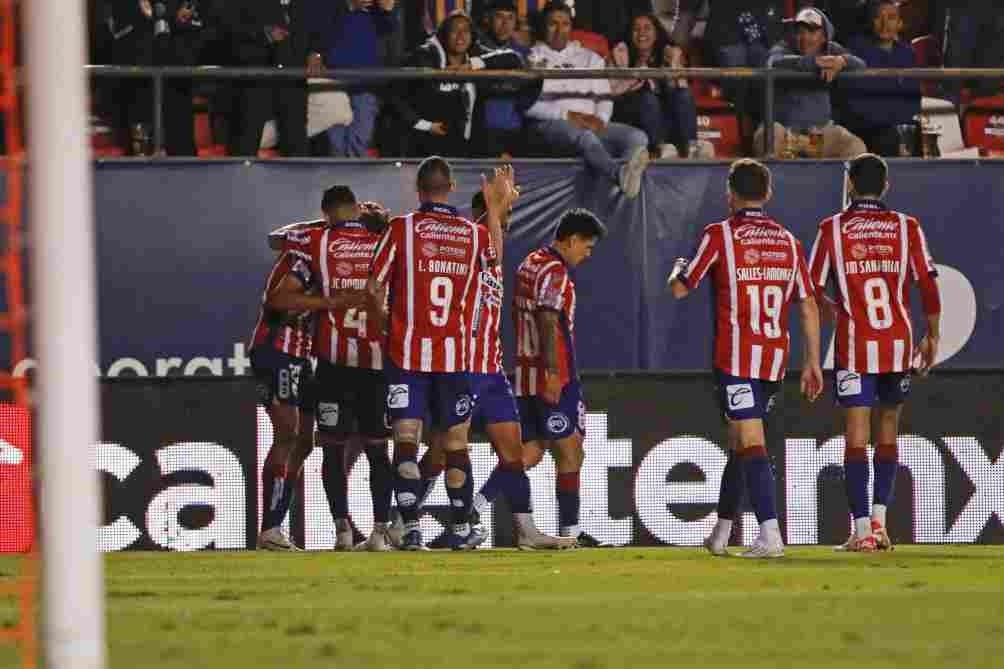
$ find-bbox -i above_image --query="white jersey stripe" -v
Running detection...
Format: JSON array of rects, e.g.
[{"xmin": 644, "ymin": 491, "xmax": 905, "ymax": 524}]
[
  {"xmin": 866, "ymin": 340, "xmax": 880, "ymax": 374},
  {"xmin": 370, "ymin": 341, "xmax": 382, "ymax": 371},
  {"xmin": 420, "ymin": 337, "xmax": 433, "ymax": 372},
  {"xmin": 444, "ymin": 337, "xmax": 456, "ymax": 373},
  {"xmin": 403, "ymin": 214, "xmax": 416, "ymax": 369},
  {"xmin": 893, "ymin": 339, "xmax": 905, "ymax": 373},
  {"xmin": 331, "ymin": 330, "xmax": 339, "ymax": 367},
  {"xmin": 769, "ymin": 347, "xmax": 784, "ymax": 381},
  {"xmin": 831, "ymin": 214, "xmax": 852, "ymax": 315},
  {"xmin": 686, "ymin": 232, "xmax": 711, "ymax": 278},
  {"xmin": 459, "ymin": 219, "xmax": 481, "ymax": 371},
  {"xmin": 346, "ymin": 338, "xmax": 359, "ymax": 368},
  {"xmin": 514, "ymin": 366, "xmax": 524, "ymax": 396},
  {"xmin": 720, "ymin": 221, "xmax": 740, "ymax": 375},
  {"xmin": 750, "ymin": 344, "xmax": 763, "ymax": 379},
  {"xmin": 784, "ymin": 232, "xmax": 799, "ymax": 300},
  {"xmin": 847, "ymin": 319, "xmax": 856, "ymax": 373},
  {"xmin": 895, "ymin": 214, "xmax": 914, "ymax": 350},
  {"xmin": 528, "ymin": 367, "xmax": 538, "ymax": 397}
]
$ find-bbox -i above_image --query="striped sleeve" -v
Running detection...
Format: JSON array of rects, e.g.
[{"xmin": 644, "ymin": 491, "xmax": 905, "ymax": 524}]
[
  {"xmin": 370, "ymin": 218, "xmax": 400, "ymax": 286},
  {"xmin": 681, "ymin": 225, "xmax": 720, "ymax": 289},
  {"xmin": 793, "ymin": 239, "xmax": 812, "ymax": 300},
  {"xmin": 808, "ymin": 219, "xmax": 832, "ymax": 292},
  {"xmin": 907, "ymin": 217, "xmax": 941, "ymax": 315},
  {"xmin": 535, "ymin": 264, "xmax": 568, "ymax": 312}
]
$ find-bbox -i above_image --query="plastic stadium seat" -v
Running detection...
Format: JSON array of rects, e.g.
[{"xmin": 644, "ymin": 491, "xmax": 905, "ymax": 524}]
[
  {"xmin": 963, "ymin": 96, "xmax": 1004, "ymax": 157},
  {"xmin": 911, "ymin": 35, "xmax": 940, "ymax": 97},
  {"xmin": 696, "ymin": 109, "xmax": 741, "ymax": 157},
  {"xmin": 570, "ymin": 30, "xmax": 609, "ymax": 59}
]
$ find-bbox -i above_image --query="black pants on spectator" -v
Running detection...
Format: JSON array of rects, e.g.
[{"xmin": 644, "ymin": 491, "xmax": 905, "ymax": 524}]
[
  {"xmin": 229, "ymin": 81, "xmax": 308, "ymax": 157},
  {"xmin": 403, "ymin": 129, "xmax": 469, "ymax": 158}
]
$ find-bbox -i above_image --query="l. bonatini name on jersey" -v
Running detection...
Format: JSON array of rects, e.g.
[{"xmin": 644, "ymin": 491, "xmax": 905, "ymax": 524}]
[{"xmin": 419, "ymin": 259, "xmax": 469, "ymax": 275}]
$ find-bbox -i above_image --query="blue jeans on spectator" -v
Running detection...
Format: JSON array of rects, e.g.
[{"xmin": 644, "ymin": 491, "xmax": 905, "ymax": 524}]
[
  {"xmin": 718, "ymin": 42, "xmax": 769, "ymax": 121},
  {"xmin": 328, "ymin": 92, "xmax": 379, "ymax": 157},
  {"xmin": 614, "ymin": 85, "xmax": 698, "ymax": 155},
  {"xmin": 528, "ymin": 119, "xmax": 648, "ymax": 183}
]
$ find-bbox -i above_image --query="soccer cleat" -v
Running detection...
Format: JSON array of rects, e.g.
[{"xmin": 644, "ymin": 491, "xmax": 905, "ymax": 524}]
[
  {"xmin": 871, "ymin": 520, "xmax": 894, "ymax": 551},
  {"xmin": 739, "ymin": 538, "xmax": 784, "ymax": 559},
  {"xmin": 702, "ymin": 536, "xmax": 730, "ymax": 557},
  {"xmin": 334, "ymin": 519, "xmax": 355, "ymax": 551},
  {"xmin": 573, "ymin": 531, "xmax": 611, "ymax": 549},
  {"xmin": 514, "ymin": 514, "xmax": 577, "ymax": 550},
  {"xmin": 454, "ymin": 524, "xmax": 488, "ymax": 551},
  {"xmin": 256, "ymin": 527, "xmax": 301, "ymax": 552},
  {"xmin": 354, "ymin": 524, "xmax": 394, "ymax": 552},
  {"xmin": 426, "ymin": 531, "xmax": 459, "ymax": 550},
  {"xmin": 835, "ymin": 534, "xmax": 878, "ymax": 553},
  {"xmin": 400, "ymin": 529, "xmax": 429, "ymax": 552}
]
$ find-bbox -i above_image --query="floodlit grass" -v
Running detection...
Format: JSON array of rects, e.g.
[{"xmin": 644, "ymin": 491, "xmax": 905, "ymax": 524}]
[{"xmin": 2, "ymin": 546, "xmax": 1004, "ymax": 668}]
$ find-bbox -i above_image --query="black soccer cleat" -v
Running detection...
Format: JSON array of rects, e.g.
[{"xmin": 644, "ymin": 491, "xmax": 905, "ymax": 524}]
[{"xmin": 574, "ymin": 531, "xmax": 612, "ymax": 548}]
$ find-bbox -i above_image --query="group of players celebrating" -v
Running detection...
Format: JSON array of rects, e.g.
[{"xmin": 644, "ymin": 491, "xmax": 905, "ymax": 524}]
[{"xmin": 249, "ymin": 151, "xmax": 941, "ymax": 557}]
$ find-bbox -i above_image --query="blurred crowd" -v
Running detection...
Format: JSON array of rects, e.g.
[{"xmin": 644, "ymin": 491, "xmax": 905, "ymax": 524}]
[{"xmin": 87, "ymin": 1, "xmax": 1004, "ymax": 171}]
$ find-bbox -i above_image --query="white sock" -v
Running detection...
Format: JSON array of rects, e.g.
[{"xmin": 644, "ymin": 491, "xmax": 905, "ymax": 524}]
[
  {"xmin": 855, "ymin": 516, "xmax": 872, "ymax": 538},
  {"xmin": 871, "ymin": 504, "xmax": 887, "ymax": 528},
  {"xmin": 472, "ymin": 493, "xmax": 490, "ymax": 515},
  {"xmin": 760, "ymin": 518, "xmax": 781, "ymax": 543},
  {"xmin": 711, "ymin": 519, "xmax": 733, "ymax": 546},
  {"xmin": 560, "ymin": 524, "xmax": 580, "ymax": 538}
]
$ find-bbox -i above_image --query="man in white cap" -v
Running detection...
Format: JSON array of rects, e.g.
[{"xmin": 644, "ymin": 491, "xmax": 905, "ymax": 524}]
[{"xmin": 756, "ymin": 6, "xmax": 867, "ymax": 158}]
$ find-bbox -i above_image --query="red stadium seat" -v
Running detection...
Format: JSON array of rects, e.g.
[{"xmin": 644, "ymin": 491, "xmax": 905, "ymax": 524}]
[
  {"xmin": 963, "ymin": 97, "xmax": 1004, "ymax": 157},
  {"xmin": 696, "ymin": 110, "xmax": 741, "ymax": 158},
  {"xmin": 570, "ymin": 30, "xmax": 609, "ymax": 59}
]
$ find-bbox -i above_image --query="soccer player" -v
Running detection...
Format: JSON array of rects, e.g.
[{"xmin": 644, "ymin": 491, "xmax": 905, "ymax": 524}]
[
  {"xmin": 418, "ymin": 180, "xmax": 576, "ymax": 550},
  {"xmin": 270, "ymin": 189, "xmax": 399, "ymax": 551},
  {"xmin": 512, "ymin": 208, "xmax": 608, "ymax": 548},
  {"xmin": 669, "ymin": 158, "xmax": 823, "ymax": 559},
  {"xmin": 367, "ymin": 156, "xmax": 506, "ymax": 551},
  {"xmin": 808, "ymin": 153, "xmax": 941, "ymax": 552}
]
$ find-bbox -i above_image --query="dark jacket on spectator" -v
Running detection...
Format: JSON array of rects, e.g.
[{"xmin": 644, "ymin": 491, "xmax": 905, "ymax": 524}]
[
  {"xmin": 223, "ymin": 0, "xmax": 309, "ymax": 67},
  {"xmin": 306, "ymin": 1, "xmax": 397, "ymax": 69},
  {"xmin": 476, "ymin": 37, "xmax": 541, "ymax": 132},
  {"xmin": 706, "ymin": 1, "xmax": 784, "ymax": 52},
  {"xmin": 767, "ymin": 9, "xmax": 865, "ymax": 129},
  {"xmin": 840, "ymin": 34, "xmax": 921, "ymax": 129}
]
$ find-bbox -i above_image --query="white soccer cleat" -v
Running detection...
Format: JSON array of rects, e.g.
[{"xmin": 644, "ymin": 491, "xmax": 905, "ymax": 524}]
[
  {"xmin": 739, "ymin": 538, "xmax": 784, "ymax": 559},
  {"xmin": 871, "ymin": 520, "xmax": 894, "ymax": 551},
  {"xmin": 514, "ymin": 513, "xmax": 577, "ymax": 550},
  {"xmin": 256, "ymin": 527, "xmax": 300, "ymax": 552},
  {"xmin": 702, "ymin": 536, "xmax": 730, "ymax": 557},
  {"xmin": 354, "ymin": 524, "xmax": 394, "ymax": 552}
]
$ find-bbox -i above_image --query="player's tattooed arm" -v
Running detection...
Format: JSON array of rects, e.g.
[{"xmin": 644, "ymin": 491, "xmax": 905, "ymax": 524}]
[
  {"xmin": 798, "ymin": 296, "xmax": 824, "ymax": 402},
  {"xmin": 536, "ymin": 309, "xmax": 562, "ymax": 404},
  {"xmin": 267, "ymin": 275, "xmax": 365, "ymax": 313}
]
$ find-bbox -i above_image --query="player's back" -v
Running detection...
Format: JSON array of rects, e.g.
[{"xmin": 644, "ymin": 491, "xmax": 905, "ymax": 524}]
[
  {"xmin": 687, "ymin": 209, "xmax": 810, "ymax": 381},
  {"xmin": 250, "ymin": 230, "xmax": 316, "ymax": 359},
  {"xmin": 470, "ymin": 222, "xmax": 505, "ymax": 375},
  {"xmin": 371, "ymin": 203, "xmax": 487, "ymax": 373},
  {"xmin": 512, "ymin": 246, "xmax": 577, "ymax": 396},
  {"xmin": 811, "ymin": 200, "xmax": 936, "ymax": 373},
  {"xmin": 305, "ymin": 221, "xmax": 384, "ymax": 369}
]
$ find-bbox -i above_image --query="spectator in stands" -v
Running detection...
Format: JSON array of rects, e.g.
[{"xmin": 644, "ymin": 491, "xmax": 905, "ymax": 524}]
[
  {"xmin": 840, "ymin": 0, "xmax": 921, "ymax": 156},
  {"xmin": 608, "ymin": 13, "xmax": 706, "ymax": 159},
  {"xmin": 931, "ymin": 0, "xmax": 1004, "ymax": 102},
  {"xmin": 102, "ymin": 0, "xmax": 219, "ymax": 155},
  {"xmin": 306, "ymin": 0, "xmax": 399, "ymax": 157},
  {"xmin": 572, "ymin": 0, "xmax": 655, "ymax": 48},
  {"xmin": 798, "ymin": 1, "xmax": 870, "ymax": 44},
  {"xmin": 473, "ymin": 1, "xmax": 543, "ymax": 157},
  {"xmin": 525, "ymin": 2, "xmax": 650, "ymax": 199},
  {"xmin": 757, "ymin": 7, "xmax": 867, "ymax": 158},
  {"xmin": 706, "ymin": 1, "xmax": 785, "ymax": 125},
  {"xmin": 393, "ymin": 12, "xmax": 521, "ymax": 157},
  {"xmin": 406, "ymin": 0, "xmax": 470, "ymax": 52},
  {"xmin": 222, "ymin": 0, "xmax": 310, "ymax": 157}
]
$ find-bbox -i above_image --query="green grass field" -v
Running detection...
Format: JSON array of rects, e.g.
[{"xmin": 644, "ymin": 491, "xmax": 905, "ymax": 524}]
[{"xmin": 2, "ymin": 546, "xmax": 1003, "ymax": 668}]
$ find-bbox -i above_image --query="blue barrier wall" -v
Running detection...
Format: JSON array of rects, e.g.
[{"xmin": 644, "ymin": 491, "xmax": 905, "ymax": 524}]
[{"xmin": 84, "ymin": 159, "xmax": 1001, "ymax": 376}]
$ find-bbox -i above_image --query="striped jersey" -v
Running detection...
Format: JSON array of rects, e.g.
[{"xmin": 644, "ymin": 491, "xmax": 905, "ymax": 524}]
[
  {"xmin": 249, "ymin": 230, "xmax": 317, "ymax": 360},
  {"xmin": 298, "ymin": 221, "xmax": 385, "ymax": 370},
  {"xmin": 513, "ymin": 246, "xmax": 577, "ymax": 397},
  {"xmin": 370, "ymin": 202, "xmax": 492, "ymax": 373},
  {"xmin": 469, "ymin": 223, "xmax": 505, "ymax": 375},
  {"xmin": 809, "ymin": 200, "xmax": 940, "ymax": 374},
  {"xmin": 682, "ymin": 208, "xmax": 812, "ymax": 382}
]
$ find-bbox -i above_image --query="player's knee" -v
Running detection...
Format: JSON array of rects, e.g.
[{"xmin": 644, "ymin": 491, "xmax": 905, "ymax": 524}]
[
  {"xmin": 393, "ymin": 421, "xmax": 421, "ymax": 446},
  {"xmin": 396, "ymin": 460, "xmax": 420, "ymax": 480}
]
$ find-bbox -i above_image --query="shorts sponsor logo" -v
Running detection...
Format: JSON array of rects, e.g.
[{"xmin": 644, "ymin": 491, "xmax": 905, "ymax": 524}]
[
  {"xmin": 388, "ymin": 384, "xmax": 410, "ymax": 409},
  {"xmin": 765, "ymin": 394, "xmax": 777, "ymax": 414},
  {"xmin": 455, "ymin": 395, "xmax": 472, "ymax": 418},
  {"xmin": 317, "ymin": 402, "xmax": 340, "ymax": 428},
  {"xmin": 422, "ymin": 241, "xmax": 439, "ymax": 259},
  {"xmin": 837, "ymin": 370, "xmax": 862, "ymax": 397},
  {"xmin": 335, "ymin": 261, "xmax": 354, "ymax": 277},
  {"xmin": 726, "ymin": 384, "xmax": 755, "ymax": 410},
  {"xmin": 900, "ymin": 376, "xmax": 911, "ymax": 394},
  {"xmin": 851, "ymin": 243, "xmax": 868, "ymax": 260},
  {"xmin": 744, "ymin": 249, "xmax": 761, "ymax": 265},
  {"xmin": 255, "ymin": 381, "xmax": 272, "ymax": 405},
  {"xmin": 577, "ymin": 401, "xmax": 586, "ymax": 432},
  {"xmin": 396, "ymin": 492, "xmax": 417, "ymax": 508},
  {"xmin": 547, "ymin": 413, "xmax": 570, "ymax": 435}
]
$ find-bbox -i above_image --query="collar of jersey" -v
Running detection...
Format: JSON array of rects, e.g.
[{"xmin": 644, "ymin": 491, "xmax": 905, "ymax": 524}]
[
  {"xmin": 334, "ymin": 220, "xmax": 365, "ymax": 230},
  {"xmin": 418, "ymin": 202, "xmax": 460, "ymax": 216},
  {"xmin": 544, "ymin": 245, "xmax": 569, "ymax": 267},
  {"xmin": 848, "ymin": 199, "xmax": 887, "ymax": 211},
  {"xmin": 733, "ymin": 208, "xmax": 766, "ymax": 219}
]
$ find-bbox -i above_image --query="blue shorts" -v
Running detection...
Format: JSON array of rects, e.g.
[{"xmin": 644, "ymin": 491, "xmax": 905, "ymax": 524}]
[
  {"xmin": 384, "ymin": 362, "xmax": 473, "ymax": 431},
  {"xmin": 518, "ymin": 381, "xmax": 585, "ymax": 442},
  {"xmin": 471, "ymin": 373, "xmax": 519, "ymax": 427},
  {"xmin": 714, "ymin": 370, "xmax": 780, "ymax": 422},
  {"xmin": 314, "ymin": 360, "xmax": 389, "ymax": 439},
  {"xmin": 250, "ymin": 347, "xmax": 315, "ymax": 409},
  {"xmin": 834, "ymin": 370, "xmax": 911, "ymax": 408}
]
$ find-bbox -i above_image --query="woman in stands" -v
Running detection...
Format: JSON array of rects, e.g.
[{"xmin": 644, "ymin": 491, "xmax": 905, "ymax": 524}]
[{"xmin": 608, "ymin": 13, "xmax": 710, "ymax": 159}]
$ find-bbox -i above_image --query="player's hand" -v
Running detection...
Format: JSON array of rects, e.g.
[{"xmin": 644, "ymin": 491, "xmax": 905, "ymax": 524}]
[
  {"xmin": 481, "ymin": 165, "xmax": 519, "ymax": 217},
  {"xmin": 913, "ymin": 334, "xmax": 939, "ymax": 377},
  {"xmin": 541, "ymin": 370, "xmax": 561, "ymax": 406},
  {"xmin": 800, "ymin": 363, "xmax": 824, "ymax": 402},
  {"xmin": 429, "ymin": 122, "xmax": 449, "ymax": 136}
]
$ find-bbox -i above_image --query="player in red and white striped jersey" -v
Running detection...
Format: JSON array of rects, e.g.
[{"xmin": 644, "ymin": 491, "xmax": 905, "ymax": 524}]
[
  {"xmin": 367, "ymin": 156, "xmax": 504, "ymax": 550},
  {"xmin": 513, "ymin": 208, "xmax": 608, "ymax": 547},
  {"xmin": 809, "ymin": 154, "xmax": 941, "ymax": 553},
  {"xmin": 670, "ymin": 159, "xmax": 823, "ymax": 559}
]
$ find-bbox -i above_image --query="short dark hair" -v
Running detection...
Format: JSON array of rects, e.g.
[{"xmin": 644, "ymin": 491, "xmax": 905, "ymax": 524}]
[
  {"xmin": 847, "ymin": 153, "xmax": 888, "ymax": 196},
  {"xmin": 321, "ymin": 185, "xmax": 356, "ymax": 212},
  {"xmin": 728, "ymin": 159, "xmax": 772, "ymax": 201},
  {"xmin": 471, "ymin": 191, "xmax": 486, "ymax": 216},
  {"xmin": 416, "ymin": 156, "xmax": 453, "ymax": 196},
  {"xmin": 535, "ymin": 1, "xmax": 573, "ymax": 41},
  {"xmin": 554, "ymin": 208, "xmax": 606, "ymax": 242},
  {"xmin": 358, "ymin": 201, "xmax": 390, "ymax": 234}
]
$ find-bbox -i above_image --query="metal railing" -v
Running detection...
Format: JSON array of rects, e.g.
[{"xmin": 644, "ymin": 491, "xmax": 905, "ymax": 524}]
[{"xmin": 85, "ymin": 65, "xmax": 1004, "ymax": 157}]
